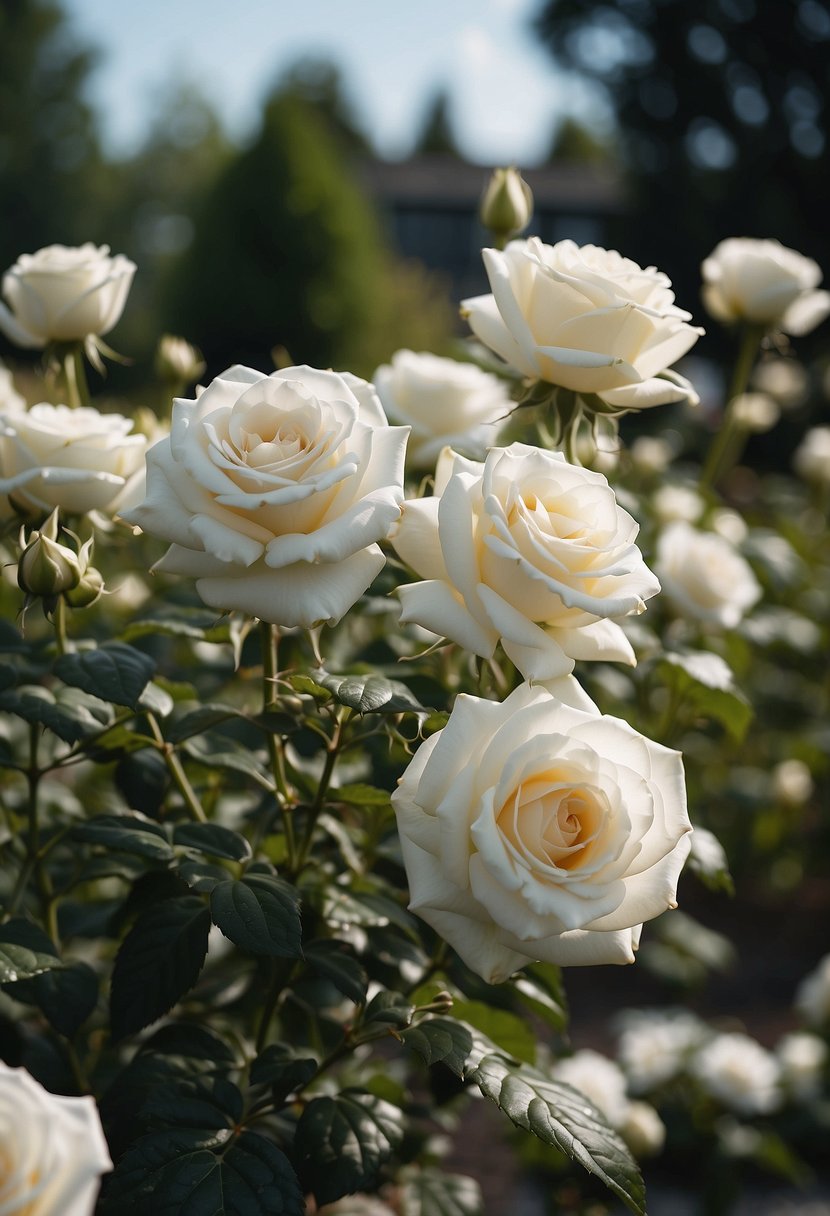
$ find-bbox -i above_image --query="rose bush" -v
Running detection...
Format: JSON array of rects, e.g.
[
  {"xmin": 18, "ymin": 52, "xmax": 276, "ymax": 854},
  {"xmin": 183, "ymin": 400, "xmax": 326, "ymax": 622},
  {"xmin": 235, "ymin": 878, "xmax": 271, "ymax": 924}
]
[
  {"xmin": 655, "ymin": 521, "xmax": 761, "ymax": 629},
  {"xmin": 392, "ymin": 681, "xmax": 692, "ymax": 984},
  {"xmin": 0, "ymin": 402, "xmax": 148, "ymax": 518},
  {"xmin": 701, "ymin": 238, "xmax": 830, "ymax": 335},
  {"xmin": 373, "ymin": 349, "xmax": 510, "ymax": 469},
  {"xmin": 0, "ymin": 243, "xmax": 135, "ymax": 349},
  {"xmin": 393, "ymin": 443, "xmax": 660, "ymax": 679},
  {"xmin": 462, "ymin": 238, "xmax": 702, "ymax": 411},
  {"xmin": 0, "ymin": 1062, "xmax": 111, "ymax": 1216},
  {"xmin": 124, "ymin": 364, "xmax": 408, "ymax": 627}
]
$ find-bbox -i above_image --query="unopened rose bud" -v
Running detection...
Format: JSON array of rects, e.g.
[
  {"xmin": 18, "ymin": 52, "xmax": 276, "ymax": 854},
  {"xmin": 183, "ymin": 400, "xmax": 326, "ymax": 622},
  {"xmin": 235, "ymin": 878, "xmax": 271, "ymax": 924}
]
[
  {"xmin": 479, "ymin": 167, "xmax": 533, "ymax": 246},
  {"xmin": 17, "ymin": 509, "xmax": 81, "ymax": 599},
  {"xmin": 155, "ymin": 334, "xmax": 205, "ymax": 386},
  {"xmin": 64, "ymin": 538, "xmax": 104, "ymax": 608}
]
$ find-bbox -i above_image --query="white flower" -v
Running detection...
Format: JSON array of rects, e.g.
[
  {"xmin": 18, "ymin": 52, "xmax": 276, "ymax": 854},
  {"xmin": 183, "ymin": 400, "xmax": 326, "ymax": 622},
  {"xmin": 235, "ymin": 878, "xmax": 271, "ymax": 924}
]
[
  {"xmin": 655, "ymin": 521, "xmax": 761, "ymax": 629},
  {"xmin": 0, "ymin": 1061, "xmax": 112, "ymax": 1215},
  {"xmin": 462, "ymin": 238, "xmax": 702, "ymax": 411},
  {"xmin": 652, "ymin": 485, "xmax": 704, "ymax": 525},
  {"xmin": 793, "ymin": 426, "xmax": 830, "ymax": 485},
  {"xmin": 391, "ymin": 681, "xmax": 692, "ymax": 984},
  {"xmin": 123, "ymin": 364, "xmax": 408, "ymax": 628},
  {"xmin": 772, "ymin": 759, "xmax": 814, "ymax": 807},
  {"xmin": 795, "ymin": 954, "xmax": 830, "ymax": 1028},
  {"xmin": 373, "ymin": 350, "xmax": 510, "ymax": 469},
  {"xmin": 752, "ymin": 358, "xmax": 808, "ymax": 407},
  {"xmin": 552, "ymin": 1049, "xmax": 630, "ymax": 1128},
  {"xmin": 629, "ymin": 436, "xmax": 674, "ymax": 475},
  {"xmin": 0, "ymin": 402, "xmax": 147, "ymax": 518},
  {"xmin": 0, "ymin": 243, "xmax": 135, "ymax": 349},
  {"xmin": 709, "ymin": 509, "xmax": 748, "ymax": 545},
  {"xmin": 692, "ymin": 1033, "xmax": 781, "ymax": 1115},
  {"xmin": 776, "ymin": 1032, "xmax": 827, "ymax": 1103},
  {"xmin": 616, "ymin": 1008, "xmax": 708, "ymax": 1092},
  {"xmin": 620, "ymin": 1101, "xmax": 666, "ymax": 1158},
  {"xmin": 730, "ymin": 392, "xmax": 780, "ymax": 433},
  {"xmin": 393, "ymin": 443, "xmax": 660, "ymax": 681},
  {"xmin": 0, "ymin": 362, "xmax": 25, "ymax": 413},
  {"xmin": 702, "ymin": 238, "xmax": 830, "ymax": 335}
]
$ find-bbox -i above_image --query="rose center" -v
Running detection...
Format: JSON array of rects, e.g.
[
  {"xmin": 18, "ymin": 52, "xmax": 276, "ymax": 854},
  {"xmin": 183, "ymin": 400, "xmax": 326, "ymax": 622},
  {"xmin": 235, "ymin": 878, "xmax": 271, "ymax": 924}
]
[{"xmin": 496, "ymin": 775, "xmax": 607, "ymax": 872}]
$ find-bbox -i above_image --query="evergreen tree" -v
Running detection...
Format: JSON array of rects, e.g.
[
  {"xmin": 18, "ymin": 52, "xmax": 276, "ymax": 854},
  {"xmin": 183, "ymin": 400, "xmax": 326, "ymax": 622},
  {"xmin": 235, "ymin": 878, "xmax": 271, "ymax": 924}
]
[{"xmin": 413, "ymin": 89, "xmax": 461, "ymax": 157}]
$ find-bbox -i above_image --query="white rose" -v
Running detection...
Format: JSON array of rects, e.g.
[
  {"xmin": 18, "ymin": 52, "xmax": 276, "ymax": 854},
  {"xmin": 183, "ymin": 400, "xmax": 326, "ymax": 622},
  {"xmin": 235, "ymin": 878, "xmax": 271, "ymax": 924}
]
[
  {"xmin": 123, "ymin": 364, "xmax": 408, "ymax": 628},
  {"xmin": 795, "ymin": 954, "xmax": 830, "ymax": 1028},
  {"xmin": 772, "ymin": 759, "xmax": 814, "ymax": 807},
  {"xmin": 776, "ymin": 1032, "xmax": 827, "ymax": 1103},
  {"xmin": 793, "ymin": 426, "xmax": 830, "ymax": 484},
  {"xmin": 462, "ymin": 238, "xmax": 702, "ymax": 410},
  {"xmin": 391, "ymin": 681, "xmax": 692, "ymax": 984},
  {"xmin": 620, "ymin": 1101, "xmax": 666, "ymax": 1158},
  {"xmin": 0, "ymin": 243, "xmax": 136, "ymax": 349},
  {"xmin": 373, "ymin": 350, "xmax": 510, "ymax": 469},
  {"xmin": 392, "ymin": 443, "xmax": 660, "ymax": 681},
  {"xmin": 652, "ymin": 485, "xmax": 704, "ymax": 525},
  {"xmin": 629, "ymin": 436, "xmax": 674, "ymax": 475},
  {"xmin": 0, "ymin": 1061, "xmax": 112, "ymax": 1215},
  {"xmin": 702, "ymin": 238, "xmax": 830, "ymax": 334},
  {"xmin": 616, "ymin": 1008, "xmax": 707, "ymax": 1093},
  {"xmin": 691, "ymin": 1033, "xmax": 781, "ymax": 1115},
  {"xmin": 0, "ymin": 403, "xmax": 147, "ymax": 517},
  {"xmin": 552, "ymin": 1049, "xmax": 630, "ymax": 1128},
  {"xmin": 0, "ymin": 362, "xmax": 25, "ymax": 413},
  {"xmin": 655, "ymin": 521, "xmax": 761, "ymax": 628}
]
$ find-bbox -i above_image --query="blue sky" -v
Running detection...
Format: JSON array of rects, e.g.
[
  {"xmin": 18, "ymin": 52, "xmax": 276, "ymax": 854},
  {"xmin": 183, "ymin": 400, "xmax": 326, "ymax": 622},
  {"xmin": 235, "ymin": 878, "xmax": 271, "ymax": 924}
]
[{"xmin": 63, "ymin": 0, "xmax": 602, "ymax": 165}]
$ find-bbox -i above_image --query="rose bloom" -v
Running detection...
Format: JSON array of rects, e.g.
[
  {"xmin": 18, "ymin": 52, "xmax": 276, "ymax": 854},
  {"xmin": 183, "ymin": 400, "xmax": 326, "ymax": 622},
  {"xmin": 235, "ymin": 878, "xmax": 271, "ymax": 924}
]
[
  {"xmin": 655, "ymin": 521, "xmax": 760, "ymax": 629},
  {"xmin": 393, "ymin": 443, "xmax": 660, "ymax": 681},
  {"xmin": 0, "ymin": 362, "xmax": 25, "ymax": 414},
  {"xmin": 552, "ymin": 1049, "xmax": 630, "ymax": 1128},
  {"xmin": 462, "ymin": 238, "xmax": 701, "ymax": 411},
  {"xmin": 616, "ymin": 1008, "xmax": 707, "ymax": 1093},
  {"xmin": 795, "ymin": 954, "xmax": 830, "ymax": 1029},
  {"xmin": 373, "ymin": 349, "xmax": 510, "ymax": 469},
  {"xmin": 701, "ymin": 238, "xmax": 830, "ymax": 335},
  {"xmin": 0, "ymin": 243, "xmax": 135, "ymax": 349},
  {"xmin": 0, "ymin": 402, "xmax": 147, "ymax": 518},
  {"xmin": 776, "ymin": 1032, "xmax": 827, "ymax": 1104},
  {"xmin": 620, "ymin": 1101, "xmax": 666, "ymax": 1158},
  {"xmin": 391, "ymin": 681, "xmax": 692, "ymax": 984},
  {"xmin": 691, "ymin": 1033, "xmax": 781, "ymax": 1115},
  {"xmin": 124, "ymin": 364, "xmax": 408, "ymax": 628},
  {"xmin": 0, "ymin": 1061, "xmax": 112, "ymax": 1215},
  {"xmin": 793, "ymin": 426, "xmax": 830, "ymax": 485}
]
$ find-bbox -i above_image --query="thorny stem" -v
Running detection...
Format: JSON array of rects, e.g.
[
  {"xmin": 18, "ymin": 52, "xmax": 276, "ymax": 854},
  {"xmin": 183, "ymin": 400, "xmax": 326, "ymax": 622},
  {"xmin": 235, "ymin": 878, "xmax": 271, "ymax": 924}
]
[
  {"xmin": 145, "ymin": 711, "xmax": 207, "ymax": 822},
  {"xmin": 259, "ymin": 621, "xmax": 297, "ymax": 869}
]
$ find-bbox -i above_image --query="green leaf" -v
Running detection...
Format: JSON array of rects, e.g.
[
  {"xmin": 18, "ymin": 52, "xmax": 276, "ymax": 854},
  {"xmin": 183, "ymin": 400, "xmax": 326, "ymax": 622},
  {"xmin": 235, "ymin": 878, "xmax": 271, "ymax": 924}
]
[
  {"xmin": 115, "ymin": 751, "xmax": 169, "ymax": 817},
  {"xmin": 333, "ymin": 783, "xmax": 393, "ymax": 808},
  {"xmin": 0, "ymin": 918, "xmax": 61, "ymax": 983},
  {"xmin": 140, "ymin": 1022, "xmax": 238, "ymax": 1069},
  {"xmin": 174, "ymin": 823, "xmax": 252, "ymax": 863},
  {"xmin": 210, "ymin": 875, "xmax": 302, "ymax": 958},
  {"xmin": 288, "ymin": 673, "xmax": 332, "ymax": 700},
  {"xmin": 141, "ymin": 1076, "xmax": 243, "ymax": 1130},
  {"xmin": 137, "ymin": 681, "xmax": 175, "ymax": 718},
  {"xmin": 54, "ymin": 642, "xmax": 156, "ymax": 710},
  {"xmin": 658, "ymin": 651, "xmax": 753, "ymax": 743},
  {"xmin": 364, "ymin": 989, "xmax": 415, "ymax": 1029},
  {"xmin": 450, "ymin": 1000, "xmax": 536, "ymax": 1064},
  {"xmin": 10, "ymin": 961, "xmax": 98, "ymax": 1037},
  {"xmin": 513, "ymin": 963, "xmax": 568, "ymax": 1032},
  {"xmin": 178, "ymin": 860, "xmax": 231, "ymax": 893},
  {"xmin": 71, "ymin": 814, "xmax": 174, "ymax": 862},
  {"xmin": 316, "ymin": 670, "xmax": 429, "ymax": 715},
  {"xmin": 469, "ymin": 1056, "xmax": 646, "ymax": 1215},
  {"xmin": 250, "ymin": 1044, "xmax": 317, "ymax": 1101},
  {"xmin": 0, "ymin": 684, "xmax": 113, "ymax": 742},
  {"xmin": 167, "ymin": 704, "xmax": 243, "ymax": 744},
  {"xmin": 183, "ymin": 738, "xmax": 271, "ymax": 786},
  {"xmin": 110, "ymin": 895, "xmax": 212, "ymax": 1039},
  {"xmin": 304, "ymin": 939, "xmax": 368, "ymax": 1004},
  {"xmin": 295, "ymin": 1090, "xmax": 405, "ymax": 1205},
  {"xmin": 102, "ymin": 1129, "xmax": 303, "ymax": 1216},
  {"xmin": 403, "ymin": 1018, "xmax": 474, "ymax": 1078},
  {"xmin": 400, "ymin": 1167, "xmax": 483, "ymax": 1216}
]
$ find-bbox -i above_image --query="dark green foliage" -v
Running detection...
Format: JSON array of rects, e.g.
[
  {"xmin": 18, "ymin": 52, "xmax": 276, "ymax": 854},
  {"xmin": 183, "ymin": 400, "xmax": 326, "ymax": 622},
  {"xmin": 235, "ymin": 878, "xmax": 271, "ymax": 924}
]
[
  {"xmin": 295, "ymin": 1090, "xmax": 405, "ymax": 1204},
  {"xmin": 209, "ymin": 875, "xmax": 303, "ymax": 958}
]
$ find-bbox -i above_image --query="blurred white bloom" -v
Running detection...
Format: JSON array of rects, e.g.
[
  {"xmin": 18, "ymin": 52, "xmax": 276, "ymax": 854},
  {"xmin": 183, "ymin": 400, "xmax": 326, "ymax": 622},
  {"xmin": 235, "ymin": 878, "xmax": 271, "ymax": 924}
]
[
  {"xmin": 772, "ymin": 759, "xmax": 814, "ymax": 807},
  {"xmin": 652, "ymin": 484, "xmax": 704, "ymax": 524},
  {"xmin": 629, "ymin": 436, "xmax": 674, "ymax": 474},
  {"xmin": 617, "ymin": 1008, "xmax": 708, "ymax": 1092},
  {"xmin": 0, "ymin": 243, "xmax": 135, "ymax": 349},
  {"xmin": 552, "ymin": 1049, "xmax": 630, "ymax": 1128},
  {"xmin": 692, "ymin": 1032, "xmax": 781, "ymax": 1115},
  {"xmin": 373, "ymin": 350, "xmax": 510, "ymax": 469},
  {"xmin": 0, "ymin": 362, "xmax": 25, "ymax": 413},
  {"xmin": 156, "ymin": 334, "xmax": 205, "ymax": 384},
  {"xmin": 702, "ymin": 238, "xmax": 830, "ymax": 335},
  {"xmin": 656, "ymin": 521, "xmax": 761, "ymax": 628},
  {"xmin": 730, "ymin": 392, "xmax": 780, "ymax": 433},
  {"xmin": 709, "ymin": 509, "xmax": 748, "ymax": 545},
  {"xmin": 793, "ymin": 426, "xmax": 830, "ymax": 484},
  {"xmin": 776, "ymin": 1032, "xmax": 827, "ymax": 1103},
  {"xmin": 795, "ymin": 954, "xmax": 830, "ymax": 1028},
  {"xmin": 318, "ymin": 1195, "xmax": 398, "ymax": 1216},
  {"xmin": 620, "ymin": 1100, "xmax": 666, "ymax": 1157},
  {"xmin": 753, "ymin": 358, "xmax": 808, "ymax": 408}
]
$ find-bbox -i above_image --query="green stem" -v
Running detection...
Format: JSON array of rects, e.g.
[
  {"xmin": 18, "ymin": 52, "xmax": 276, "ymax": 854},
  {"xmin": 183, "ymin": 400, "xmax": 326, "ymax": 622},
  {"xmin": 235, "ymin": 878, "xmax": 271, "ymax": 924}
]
[
  {"xmin": 295, "ymin": 710, "xmax": 350, "ymax": 873},
  {"xmin": 145, "ymin": 712, "xmax": 207, "ymax": 822},
  {"xmin": 259, "ymin": 621, "xmax": 297, "ymax": 868},
  {"xmin": 62, "ymin": 344, "xmax": 90, "ymax": 410},
  {"xmin": 699, "ymin": 325, "xmax": 764, "ymax": 492},
  {"xmin": 254, "ymin": 959, "xmax": 298, "ymax": 1053},
  {"xmin": 52, "ymin": 595, "xmax": 70, "ymax": 655}
]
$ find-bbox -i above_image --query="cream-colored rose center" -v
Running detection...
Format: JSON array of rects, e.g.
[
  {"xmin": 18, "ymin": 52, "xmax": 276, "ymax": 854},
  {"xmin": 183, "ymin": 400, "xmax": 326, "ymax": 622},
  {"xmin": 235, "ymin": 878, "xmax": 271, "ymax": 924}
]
[
  {"xmin": 0, "ymin": 1144, "xmax": 40, "ymax": 1215},
  {"xmin": 496, "ymin": 774, "xmax": 607, "ymax": 872}
]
